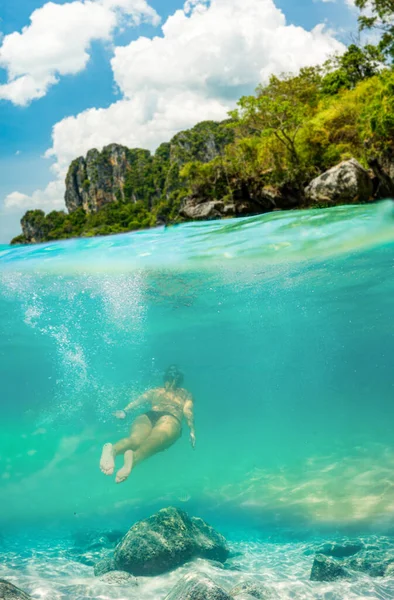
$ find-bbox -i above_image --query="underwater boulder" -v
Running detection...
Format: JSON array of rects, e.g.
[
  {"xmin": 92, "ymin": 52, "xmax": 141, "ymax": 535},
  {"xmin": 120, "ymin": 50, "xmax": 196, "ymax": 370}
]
[
  {"xmin": 345, "ymin": 550, "xmax": 394, "ymax": 577},
  {"xmin": 305, "ymin": 158, "xmax": 373, "ymax": 206},
  {"xmin": 113, "ymin": 507, "xmax": 229, "ymax": 576},
  {"xmin": 73, "ymin": 529, "xmax": 124, "ymax": 550},
  {"xmin": 164, "ymin": 573, "xmax": 232, "ymax": 600},
  {"xmin": 94, "ymin": 556, "xmax": 116, "ymax": 576},
  {"xmin": 310, "ymin": 554, "xmax": 350, "ymax": 582},
  {"xmin": 99, "ymin": 570, "xmax": 138, "ymax": 586},
  {"xmin": 70, "ymin": 530, "xmax": 123, "ymax": 567},
  {"xmin": 230, "ymin": 580, "xmax": 273, "ymax": 598},
  {"xmin": 0, "ymin": 580, "xmax": 32, "ymax": 600},
  {"xmin": 319, "ymin": 541, "xmax": 364, "ymax": 558}
]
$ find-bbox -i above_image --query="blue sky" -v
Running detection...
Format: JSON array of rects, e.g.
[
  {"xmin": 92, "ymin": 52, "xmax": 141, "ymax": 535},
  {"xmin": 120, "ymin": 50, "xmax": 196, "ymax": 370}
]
[{"xmin": 0, "ymin": 0, "xmax": 358, "ymax": 242}]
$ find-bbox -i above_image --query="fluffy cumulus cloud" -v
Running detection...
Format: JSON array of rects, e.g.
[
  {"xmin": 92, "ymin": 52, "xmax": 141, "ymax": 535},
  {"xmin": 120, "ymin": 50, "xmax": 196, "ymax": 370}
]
[
  {"xmin": 0, "ymin": 0, "xmax": 160, "ymax": 106},
  {"xmin": 4, "ymin": 180, "xmax": 65, "ymax": 213},
  {"xmin": 4, "ymin": 0, "xmax": 345, "ymax": 217},
  {"xmin": 50, "ymin": 0, "xmax": 345, "ymax": 169}
]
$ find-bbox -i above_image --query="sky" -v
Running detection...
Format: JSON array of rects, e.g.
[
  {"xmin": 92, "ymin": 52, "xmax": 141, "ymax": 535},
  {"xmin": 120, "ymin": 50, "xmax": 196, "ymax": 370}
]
[{"xmin": 0, "ymin": 0, "xmax": 359, "ymax": 243}]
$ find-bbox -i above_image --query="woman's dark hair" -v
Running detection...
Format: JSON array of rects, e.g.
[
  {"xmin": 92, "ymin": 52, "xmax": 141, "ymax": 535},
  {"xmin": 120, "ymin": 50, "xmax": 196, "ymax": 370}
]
[{"xmin": 164, "ymin": 365, "xmax": 184, "ymax": 387}]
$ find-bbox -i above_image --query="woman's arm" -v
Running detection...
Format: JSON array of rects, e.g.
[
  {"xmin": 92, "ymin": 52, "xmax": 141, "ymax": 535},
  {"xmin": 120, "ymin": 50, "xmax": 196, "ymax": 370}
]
[
  {"xmin": 183, "ymin": 395, "xmax": 196, "ymax": 448},
  {"xmin": 113, "ymin": 391, "xmax": 152, "ymax": 419}
]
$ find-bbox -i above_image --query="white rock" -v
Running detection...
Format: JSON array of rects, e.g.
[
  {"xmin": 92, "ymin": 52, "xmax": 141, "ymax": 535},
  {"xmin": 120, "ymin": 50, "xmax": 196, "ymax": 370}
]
[{"xmin": 305, "ymin": 158, "xmax": 373, "ymax": 206}]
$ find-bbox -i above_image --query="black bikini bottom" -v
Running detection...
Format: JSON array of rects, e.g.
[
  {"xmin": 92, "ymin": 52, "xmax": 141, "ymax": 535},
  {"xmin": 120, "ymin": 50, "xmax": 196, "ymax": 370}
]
[{"xmin": 145, "ymin": 411, "xmax": 182, "ymax": 428}]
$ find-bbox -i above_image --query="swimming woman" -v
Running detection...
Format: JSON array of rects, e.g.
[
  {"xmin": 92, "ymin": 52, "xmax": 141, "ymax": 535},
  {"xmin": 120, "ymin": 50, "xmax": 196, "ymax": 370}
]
[{"xmin": 99, "ymin": 365, "xmax": 195, "ymax": 483}]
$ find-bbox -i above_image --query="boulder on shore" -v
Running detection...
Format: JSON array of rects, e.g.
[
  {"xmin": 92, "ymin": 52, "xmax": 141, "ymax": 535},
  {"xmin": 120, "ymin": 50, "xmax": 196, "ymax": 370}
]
[
  {"xmin": 164, "ymin": 573, "xmax": 232, "ymax": 600},
  {"xmin": 305, "ymin": 158, "xmax": 373, "ymax": 206},
  {"xmin": 0, "ymin": 580, "xmax": 32, "ymax": 600},
  {"xmin": 179, "ymin": 197, "xmax": 262, "ymax": 221},
  {"xmin": 310, "ymin": 554, "xmax": 350, "ymax": 582},
  {"xmin": 113, "ymin": 507, "xmax": 229, "ymax": 576}
]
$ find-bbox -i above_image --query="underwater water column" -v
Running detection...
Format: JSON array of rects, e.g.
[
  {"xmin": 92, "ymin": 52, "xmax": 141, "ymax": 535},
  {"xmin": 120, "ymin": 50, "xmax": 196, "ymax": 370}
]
[{"xmin": 1, "ymin": 204, "xmax": 394, "ymax": 599}]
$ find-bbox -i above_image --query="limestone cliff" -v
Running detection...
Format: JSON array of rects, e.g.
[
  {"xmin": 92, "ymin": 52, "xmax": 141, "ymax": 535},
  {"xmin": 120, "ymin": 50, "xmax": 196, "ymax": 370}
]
[
  {"xmin": 65, "ymin": 144, "xmax": 140, "ymax": 213},
  {"xmin": 64, "ymin": 121, "xmax": 234, "ymax": 215},
  {"xmin": 19, "ymin": 210, "xmax": 49, "ymax": 244}
]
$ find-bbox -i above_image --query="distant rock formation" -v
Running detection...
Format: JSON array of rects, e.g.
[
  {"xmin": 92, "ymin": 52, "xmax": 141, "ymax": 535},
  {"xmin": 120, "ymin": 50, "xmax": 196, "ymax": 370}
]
[
  {"xmin": 64, "ymin": 121, "xmax": 235, "ymax": 215},
  {"xmin": 12, "ymin": 142, "xmax": 393, "ymax": 245},
  {"xmin": 65, "ymin": 144, "xmax": 132, "ymax": 213},
  {"xmin": 19, "ymin": 210, "xmax": 46, "ymax": 244}
]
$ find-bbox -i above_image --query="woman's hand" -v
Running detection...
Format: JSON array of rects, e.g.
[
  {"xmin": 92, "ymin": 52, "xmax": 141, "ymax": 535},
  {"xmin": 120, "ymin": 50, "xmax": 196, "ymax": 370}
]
[
  {"xmin": 113, "ymin": 410, "xmax": 127, "ymax": 420},
  {"xmin": 190, "ymin": 431, "xmax": 196, "ymax": 449}
]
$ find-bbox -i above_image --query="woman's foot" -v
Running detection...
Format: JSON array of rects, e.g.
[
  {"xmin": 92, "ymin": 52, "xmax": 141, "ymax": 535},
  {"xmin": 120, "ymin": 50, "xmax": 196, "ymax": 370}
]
[
  {"xmin": 115, "ymin": 450, "xmax": 134, "ymax": 484},
  {"xmin": 100, "ymin": 443, "xmax": 115, "ymax": 475}
]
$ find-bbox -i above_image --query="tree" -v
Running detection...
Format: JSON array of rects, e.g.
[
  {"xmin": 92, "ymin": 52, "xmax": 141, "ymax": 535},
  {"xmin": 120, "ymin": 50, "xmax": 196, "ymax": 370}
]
[
  {"xmin": 355, "ymin": 0, "xmax": 394, "ymax": 58},
  {"xmin": 321, "ymin": 44, "xmax": 385, "ymax": 95},
  {"xmin": 233, "ymin": 68, "xmax": 321, "ymax": 170}
]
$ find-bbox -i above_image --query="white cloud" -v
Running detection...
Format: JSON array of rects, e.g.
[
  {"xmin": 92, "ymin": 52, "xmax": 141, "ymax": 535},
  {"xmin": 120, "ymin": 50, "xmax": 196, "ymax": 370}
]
[
  {"xmin": 49, "ymin": 0, "xmax": 344, "ymax": 168},
  {"xmin": 4, "ymin": 181, "xmax": 64, "ymax": 213},
  {"xmin": 0, "ymin": 0, "xmax": 160, "ymax": 106},
  {"xmin": 4, "ymin": 0, "xmax": 345, "ymax": 225}
]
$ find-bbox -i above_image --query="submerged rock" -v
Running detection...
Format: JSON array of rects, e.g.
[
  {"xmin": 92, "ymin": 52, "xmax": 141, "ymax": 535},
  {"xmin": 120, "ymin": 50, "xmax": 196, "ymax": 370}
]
[
  {"xmin": 346, "ymin": 550, "xmax": 394, "ymax": 577},
  {"xmin": 99, "ymin": 571, "xmax": 138, "ymax": 586},
  {"xmin": 0, "ymin": 580, "xmax": 32, "ymax": 600},
  {"xmin": 114, "ymin": 507, "xmax": 229, "ymax": 576},
  {"xmin": 230, "ymin": 580, "xmax": 273, "ymax": 598},
  {"xmin": 305, "ymin": 158, "xmax": 373, "ymax": 206},
  {"xmin": 73, "ymin": 529, "xmax": 124, "ymax": 549},
  {"xmin": 71, "ymin": 531, "xmax": 123, "ymax": 570},
  {"xmin": 164, "ymin": 573, "xmax": 232, "ymax": 600},
  {"xmin": 94, "ymin": 556, "xmax": 116, "ymax": 576},
  {"xmin": 319, "ymin": 541, "xmax": 364, "ymax": 558},
  {"xmin": 310, "ymin": 554, "xmax": 350, "ymax": 582}
]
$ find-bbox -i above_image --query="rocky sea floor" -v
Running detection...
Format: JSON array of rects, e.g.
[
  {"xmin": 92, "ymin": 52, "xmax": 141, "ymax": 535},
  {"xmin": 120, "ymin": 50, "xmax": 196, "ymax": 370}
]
[{"xmin": 2, "ymin": 532, "xmax": 394, "ymax": 600}]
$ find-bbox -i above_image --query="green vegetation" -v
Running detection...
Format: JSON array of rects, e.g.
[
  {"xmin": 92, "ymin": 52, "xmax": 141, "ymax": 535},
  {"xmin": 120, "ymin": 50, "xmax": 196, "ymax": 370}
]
[
  {"xmin": 11, "ymin": 5, "xmax": 394, "ymax": 244},
  {"xmin": 356, "ymin": 0, "xmax": 394, "ymax": 59}
]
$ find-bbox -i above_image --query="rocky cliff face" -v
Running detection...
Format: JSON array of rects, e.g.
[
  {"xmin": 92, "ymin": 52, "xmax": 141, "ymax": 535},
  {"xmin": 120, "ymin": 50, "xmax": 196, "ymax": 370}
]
[
  {"xmin": 64, "ymin": 121, "xmax": 234, "ymax": 215},
  {"xmin": 65, "ymin": 144, "xmax": 131, "ymax": 213},
  {"xmin": 19, "ymin": 210, "xmax": 49, "ymax": 244}
]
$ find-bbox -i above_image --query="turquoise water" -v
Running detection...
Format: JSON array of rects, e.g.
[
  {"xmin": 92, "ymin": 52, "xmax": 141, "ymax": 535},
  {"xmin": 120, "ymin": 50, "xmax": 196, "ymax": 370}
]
[{"xmin": 2, "ymin": 202, "xmax": 394, "ymax": 598}]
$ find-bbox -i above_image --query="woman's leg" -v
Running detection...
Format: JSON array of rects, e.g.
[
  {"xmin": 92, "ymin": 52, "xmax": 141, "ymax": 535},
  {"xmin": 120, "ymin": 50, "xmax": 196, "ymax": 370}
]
[
  {"xmin": 132, "ymin": 416, "xmax": 181, "ymax": 468},
  {"xmin": 113, "ymin": 415, "xmax": 153, "ymax": 456},
  {"xmin": 100, "ymin": 415, "xmax": 152, "ymax": 477}
]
